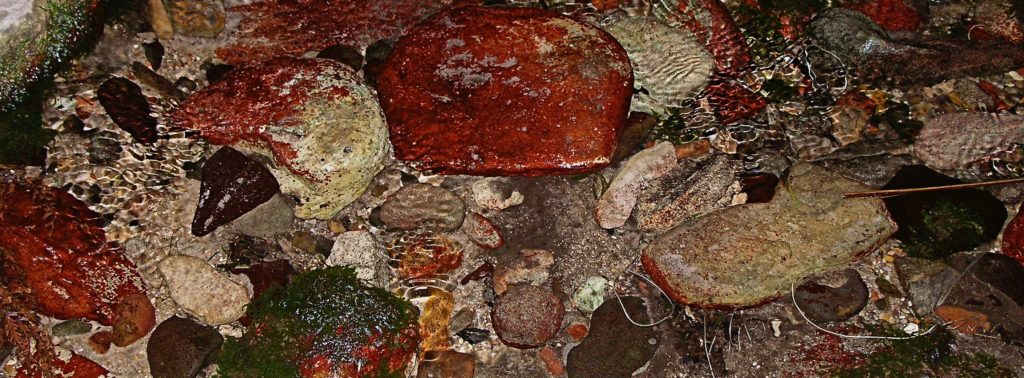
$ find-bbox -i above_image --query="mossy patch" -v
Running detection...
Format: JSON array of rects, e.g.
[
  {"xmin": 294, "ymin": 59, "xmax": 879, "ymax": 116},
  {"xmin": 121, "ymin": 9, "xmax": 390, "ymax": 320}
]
[
  {"xmin": 835, "ymin": 325, "xmax": 1015, "ymax": 377},
  {"xmin": 650, "ymin": 110, "xmax": 704, "ymax": 145},
  {"xmin": 218, "ymin": 267, "xmax": 420, "ymax": 378}
]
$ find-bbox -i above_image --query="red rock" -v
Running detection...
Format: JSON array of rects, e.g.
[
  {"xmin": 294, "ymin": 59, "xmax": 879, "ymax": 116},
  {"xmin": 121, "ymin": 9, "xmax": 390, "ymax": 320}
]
[
  {"xmin": 463, "ymin": 212, "xmax": 504, "ymax": 249},
  {"xmin": 844, "ymin": 0, "xmax": 922, "ymax": 32},
  {"xmin": 565, "ymin": 323, "xmax": 589, "ymax": 341},
  {"xmin": 388, "ymin": 233, "xmax": 463, "ymax": 280},
  {"xmin": 1003, "ymin": 209, "xmax": 1024, "ymax": 266},
  {"xmin": 673, "ymin": 0, "xmax": 752, "ymax": 76},
  {"xmin": 834, "ymin": 90, "xmax": 877, "ymax": 115},
  {"xmin": 378, "ymin": 6, "xmax": 633, "ymax": 176},
  {"xmin": 459, "ymin": 262, "xmax": 494, "ymax": 285},
  {"xmin": 538, "ymin": 346, "xmax": 565, "ymax": 376},
  {"xmin": 216, "ymin": 0, "xmax": 459, "ymax": 65},
  {"xmin": 16, "ymin": 351, "xmax": 109, "ymax": 378},
  {"xmin": 698, "ymin": 79, "xmax": 767, "ymax": 125},
  {"xmin": 492, "ymin": 284, "xmax": 565, "ymax": 349},
  {"xmin": 97, "ymin": 77, "xmax": 159, "ymax": 144},
  {"xmin": 934, "ymin": 305, "xmax": 991, "ymax": 334},
  {"xmin": 0, "ymin": 180, "xmax": 154, "ymax": 346}
]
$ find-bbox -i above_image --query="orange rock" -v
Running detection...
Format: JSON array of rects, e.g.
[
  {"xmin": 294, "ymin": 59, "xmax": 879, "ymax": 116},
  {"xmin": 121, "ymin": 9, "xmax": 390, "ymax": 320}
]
[
  {"xmin": 934, "ymin": 305, "xmax": 991, "ymax": 334},
  {"xmin": 538, "ymin": 346, "xmax": 565, "ymax": 376},
  {"xmin": 16, "ymin": 351, "xmax": 108, "ymax": 378},
  {"xmin": 565, "ymin": 323, "xmax": 589, "ymax": 341}
]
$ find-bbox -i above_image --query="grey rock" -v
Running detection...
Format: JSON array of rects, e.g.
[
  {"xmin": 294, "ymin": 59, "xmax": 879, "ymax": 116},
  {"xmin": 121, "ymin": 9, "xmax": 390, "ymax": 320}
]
[
  {"xmin": 793, "ymin": 268, "xmax": 868, "ymax": 323},
  {"xmin": 228, "ymin": 194, "xmax": 294, "ymax": 237},
  {"xmin": 380, "ymin": 183, "xmax": 466, "ymax": 231},
  {"xmin": 913, "ymin": 112, "xmax": 1024, "ymax": 174},
  {"xmin": 325, "ymin": 230, "xmax": 389, "ymax": 288},
  {"xmin": 147, "ymin": 316, "xmax": 223, "ymax": 378},
  {"xmin": 596, "ymin": 141, "xmax": 677, "ymax": 229},
  {"xmin": 642, "ymin": 163, "xmax": 896, "ymax": 308},
  {"xmin": 894, "ymin": 256, "xmax": 959, "ymax": 316},
  {"xmin": 51, "ymin": 319, "xmax": 93, "ymax": 337},
  {"xmin": 471, "ymin": 177, "xmax": 524, "ymax": 211},
  {"xmin": 634, "ymin": 154, "xmax": 742, "ymax": 232}
]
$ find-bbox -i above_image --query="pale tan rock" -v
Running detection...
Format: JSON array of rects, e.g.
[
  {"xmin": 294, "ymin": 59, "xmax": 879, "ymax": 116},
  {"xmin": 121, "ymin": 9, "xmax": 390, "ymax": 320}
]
[
  {"xmin": 158, "ymin": 255, "xmax": 250, "ymax": 325},
  {"xmin": 595, "ymin": 142, "xmax": 676, "ymax": 229},
  {"xmin": 148, "ymin": 0, "xmax": 174, "ymax": 40}
]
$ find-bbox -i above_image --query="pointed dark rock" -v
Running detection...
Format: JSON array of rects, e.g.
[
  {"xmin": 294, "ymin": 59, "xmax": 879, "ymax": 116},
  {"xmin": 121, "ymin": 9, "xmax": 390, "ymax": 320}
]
[
  {"xmin": 191, "ymin": 146, "xmax": 279, "ymax": 236},
  {"xmin": 97, "ymin": 76, "xmax": 159, "ymax": 144}
]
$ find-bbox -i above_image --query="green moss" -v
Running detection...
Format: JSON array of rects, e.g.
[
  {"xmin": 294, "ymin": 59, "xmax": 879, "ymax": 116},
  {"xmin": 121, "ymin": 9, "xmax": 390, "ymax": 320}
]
[
  {"xmin": 218, "ymin": 267, "xmax": 419, "ymax": 378},
  {"xmin": 904, "ymin": 201, "xmax": 987, "ymax": 260},
  {"xmin": 835, "ymin": 325, "xmax": 1015, "ymax": 377}
]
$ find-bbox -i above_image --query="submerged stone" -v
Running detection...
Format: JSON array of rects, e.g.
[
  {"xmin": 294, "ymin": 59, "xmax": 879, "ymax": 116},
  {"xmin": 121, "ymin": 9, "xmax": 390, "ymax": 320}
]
[
  {"xmin": 97, "ymin": 76, "xmax": 159, "ymax": 144},
  {"xmin": 492, "ymin": 284, "xmax": 564, "ymax": 349},
  {"xmin": 172, "ymin": 57, "xmax": 389, "ymax": 219},
  {"xmin": 379, "ymin": 183, "xmax": 466, "ymax": 232},
  {"xmin": 158, "ymin": 255, "xmax": 251, "ymax": 326},
  {"xmin": 913, "ymin": 112, "xmax": 1024, "ymax": 174},
  {"xmin": 642, "ymin": 164, "xmax": 896, "ymax": 309},
  {"xmin": 378, "ymin": 6, "xmax": 633, "ymax": 176},
  {"xmin": 566, "ymin": 297, "xmax": 659, "ymax": 378},
  {"xmin": 191, "ymin": 146, "xmax": 280, "ymax": 237},
  {"xmin": 882, "ymin": 165, "xmax": 1007, "ymax": 259},
  {"xmin": 0, "ymin": 179, "xmax": 155, "ymax": 346},
  {"xmin": 147, "ymin": 316, "xmax": 223, "ymax": 378},
  {"xmin": 217, "ymin": 267, "xmax": 420, "ymax": 377},
  {"xmin": 794, "ymin": 269, "xmax": 869, "ymax": 323}
]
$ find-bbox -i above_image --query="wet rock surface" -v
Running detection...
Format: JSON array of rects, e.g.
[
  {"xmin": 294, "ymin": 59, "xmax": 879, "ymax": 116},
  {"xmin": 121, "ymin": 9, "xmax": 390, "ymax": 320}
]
[
  {"xmin": 595, "ymin": 142, "xmax": 677, "ymax": 229},
  {"xmin": 379, "ymin": 6, "xmax": 633, "ymax": 176},
  {"xmin": 97, "ymin": 77, "xmax": 158, "ymax": 144},
  {"xmin": 642, "ymin": 164, "xmax": 896, "ymax": 308},
  {"xmin": 492, "ymin": 284, "xmax": 565, "ymax": 349},
  {"xmin": 794, "ymin": 269, "xmax": 869, "ymax": 323},
  {"xmin": 634, "ymin": 153, "xmax": 742, "ymax": 232},
  {"xmin": 191, "ymin": 146, "xmax": 279, "ymax": 236},
  {"xmin": 567, "ymin": 297, "xmax": 659, "ymax": 378},
  {"xmin": 157, "ymin": 255, "xmax": 250, "ymax": 325},
  {"xmin": 325, "ymin": 230, "xmax": 388, "ymax": 288},
  {"xmin": 146, "ymin": 316, "xmax": 223, "ymax": 378},
  {"xmin": 913, "ymin": 112, "xmax": 1024, "ymax": 175},
  {"xmin": 492, "ymin": 249, "xmax": 554, "ymax": 295},
  {"xmin": 379, "ymin": 183, "xmax": 466, "ymax": 231},
  {"xmin": 171, "ymin": 57, "xmax": 389, "ymax": 219}
]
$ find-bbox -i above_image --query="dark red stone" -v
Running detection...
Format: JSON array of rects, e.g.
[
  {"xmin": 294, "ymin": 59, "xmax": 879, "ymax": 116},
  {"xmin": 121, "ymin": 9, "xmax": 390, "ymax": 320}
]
[
  {"xmin": 97, "ymin": 77, "xmax": 158, "ymax": 144},
  {"xmin": 377, "ymin": 6, "xmax": 633, "ymax": 176},
  {"xmin": 171, "ymin": 57, "xmax": 350, "ymax": 180},
  {"xmin": 0, "ymin": 180, "xmax": 154, "ymax": 346},
  {"xmin": 491, "ymin": 284, "xmax": 564, "ymax": 349},
  {"xmin": 740, "ymin": 173, "xmax": 779, "ymax": 204},
  {"xmin": 844, "ymin": 0, "xmax": 922, "ymax": 32},
  {"xmin": 191, "ymin": 146, "xmax": 280, "ymax": 236},
  {"xmin": 16, "ymin": 351, "xmax": 109, "ymax": 378},
  {"xmin": 459, "ymin": 262, "xmax": 494, "ymax": 285},
  {"xmin": 674, "ymin": 0, "xmax": 752, "ymax": 76},
  {"xmin": 1003, "ymin": 209, "xmax": 1024, "ymax": 266},
  {"xmin": 698, "ymin": 79, "xmax": 767, "ymax": 125},
  {"xmin": 216, "ymin": 0, "xmax": 460, "ymax": 65}
]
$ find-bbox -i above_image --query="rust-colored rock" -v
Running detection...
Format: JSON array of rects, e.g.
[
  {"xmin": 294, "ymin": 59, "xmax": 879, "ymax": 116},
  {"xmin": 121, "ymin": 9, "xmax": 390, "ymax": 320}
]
[
  {"xmin": 216, "ymin": 0, "xmax": 457, "ymax": 65},
  {"xmin": 378, "ymin": 6, "xmax": 633, "ymax": 176},
  {"xmin": 491, "ymin": 284, "xmax": 565, "ymax": 349},
  {"xmin": 844, "ymin": 0, "xmax": 922, "ymax": 32},
  {"xmin": 0, "ymin": 180, "xmax": 154, "ymax": 346},
  {"xmin": 16, "ymin": 350, "xmax": 109, "ymax": 378},
  {"xmin": 671, "ymin": 0, "xmax": 752, "ymax": 76},
  {"xmin": 1003, "ymin": 209, "xmax": 1024, "ymax": 266}
]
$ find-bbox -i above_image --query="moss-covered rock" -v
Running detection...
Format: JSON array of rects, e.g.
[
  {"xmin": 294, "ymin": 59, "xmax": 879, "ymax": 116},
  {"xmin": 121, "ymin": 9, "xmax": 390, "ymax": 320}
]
[{"xmin": 218, "ymin": 266, "xmax": 420, "ymax": 378}]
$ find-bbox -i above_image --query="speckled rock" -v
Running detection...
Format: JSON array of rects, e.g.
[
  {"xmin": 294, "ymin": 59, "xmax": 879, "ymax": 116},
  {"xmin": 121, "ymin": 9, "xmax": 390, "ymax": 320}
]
[
  {"xmin": 228, "ymin": 194, "xmax": 294, "ymax": 237},
  {"xmin": 147, "ymin": 316, "xmax": 223, "ymax": 378},
  {"xmin": 471, "ymin": 177, "xmax": 523, "ymax": 210},
  {"xmin": 596, "ymin": 142, "xmax": 677, "ymax": 229},
  {"xmin": 171, "ymin": 57, "xmax": 389, "ymax": 220},
  {"xmin": 493, "ymin": 249, "xmax": 555, "ymax": 295},
  {"xmin": 165, "ymin": 0, "xmax": 225, "ymax": 38},
  {"xmin": 378, "ymin": 6, "xmax": 633, "ymax": 175},
  {"xmin": 634, "ymin": 154, "xmax": 742, "ymax": 233},
  {"xmin": 158, "ymin": 255, "xmax": 251, "ymax": 325},
  {"xmin": 604, "ymin": 17, "xmax": 713, "ymax": 113},
  {"xmin": 326, "ymin": 230, "xmax": 389, "ymax": 288},
  {"xmin": 572, "ymin": 276, "xmax": 608, "ymax": 314},
  {"xmin": 492, "ymin": 284, "xmax": 565, "ymax": 349},
  {"xmin": 913, "ymin": 112, "xmax": 1024, "ymax": 173},
  {"xmin": 379, "ymin": 184, "xmax": 466, "ymax": 231},
  {"xmin": 642, "ymin": 164, "xmax": 896, "ymax": 309}
]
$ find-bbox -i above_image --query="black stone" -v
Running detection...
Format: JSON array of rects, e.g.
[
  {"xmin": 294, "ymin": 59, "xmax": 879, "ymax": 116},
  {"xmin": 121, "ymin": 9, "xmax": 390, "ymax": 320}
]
[
  {"xmin": 882, "ymin": 165, "xmax": 1007, "ymax": 259},
  {"xmin": 455, "ymin": 327, "xmax": 491, "ymax": 344},
  {"xmin": 567, "ymin": 297, "xmax": 659, "ymax": 378},
  {"xmin": 793, "ymin": 269, "xmax": 868, "ymax": 323},
  {"xmin": 191, "ymin": 146, "xmax": 280, "ymax": 236},
  {"xmin": 204, "ymin": 63, "xmax": 235, "ymax": 84},
  {"xmin": 317, "ymin": 44, "xmax": 363, "ymax": 71},
  {"xmin": 97, "ymin": 76, "xmax": 159, "ymax": 144},
  {"xmin": 147, "ymin": 316, "xmax": 223, "ymax": 378},
  {"xmin": 143, "ymin": 40, "xmax": 164, "ymax": 71}
]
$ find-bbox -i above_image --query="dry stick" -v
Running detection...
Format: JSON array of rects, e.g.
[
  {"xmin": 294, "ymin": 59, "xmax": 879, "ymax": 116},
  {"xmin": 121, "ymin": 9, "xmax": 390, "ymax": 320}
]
[{"xmin": 843, "ymin": 177, "xmax": 1024, "ymax": 199}]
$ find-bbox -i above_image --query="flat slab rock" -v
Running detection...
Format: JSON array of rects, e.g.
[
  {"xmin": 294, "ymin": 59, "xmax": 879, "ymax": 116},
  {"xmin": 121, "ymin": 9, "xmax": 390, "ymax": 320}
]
[
  {"xmin": 642, "ymin": 163, "xmax": 896, "ymax": 309},
  {"xmin": 378, "ymin": 6, "xmax": 633, "ymax": 176}
]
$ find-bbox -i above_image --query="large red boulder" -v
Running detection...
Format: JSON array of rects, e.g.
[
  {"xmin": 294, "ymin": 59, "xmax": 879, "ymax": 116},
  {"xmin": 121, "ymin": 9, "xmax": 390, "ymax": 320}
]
[
  {"xmin": 0, "ymin": 180, "xmax": 154, "ymax": 346},
  {"xmin": 377, "ymin": 6, "xmax": 633, "ymax": 176}
]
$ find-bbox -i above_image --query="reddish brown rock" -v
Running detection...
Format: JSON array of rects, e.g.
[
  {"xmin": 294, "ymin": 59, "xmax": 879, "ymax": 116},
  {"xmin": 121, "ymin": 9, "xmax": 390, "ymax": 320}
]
[
  {"xmin": 216, "ymin": 0, "xmax": 457, "ymax": 65},
  {"xmin": 844, "ymin": 0, "xmax": 922, "ymax": 32},
  {"xmin": 1003, "ymin": 209, "xmax": 1024, "ymax": 266},
  {"xmin": 698, "ymin": 79, "xmax": 767, "ymax": 125},
  {"xmin": 463, "ymin": 212, "xmax": 504, "ymax": 250},
  {"xmin": 492, "ymin": 284, "xmax": 565, "ymax": 349},
  {"xmin": 0, "ymin": 180, "xmax": 154, "ymax": 346},
  {"xmin": 16, "ymin": 351, "xmax": 109, "ymax": 378},
  {"xmin": 538, "ymin": 346, "xmax": 565, "ymax": 376},
  {"xmin": 378, "ymin": 6, "xmax": 633, "ymax": 176},
  {"xmin": 191, "ymin": 146, "xmax": 280, "ymax": 236},
  {"xmin": 97, "ymin": 76, "xmax": 158, "ymax": 144},
  {"xmin": 671, "ymin": 0, "xmax": 752, "ymax": 76}
]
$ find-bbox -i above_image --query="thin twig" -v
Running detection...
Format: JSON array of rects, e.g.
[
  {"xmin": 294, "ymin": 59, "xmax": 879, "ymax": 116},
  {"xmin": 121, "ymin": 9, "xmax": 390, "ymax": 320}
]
[
  {"xmin": 613, "ymin": 270, "xmax": 675, "ymax": 327},
  {"xmin": 843, "ymin": 177, "xmax": 1024, "ymax": 199}
]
